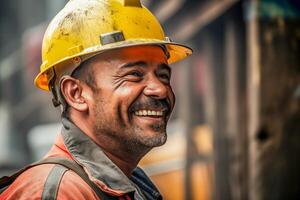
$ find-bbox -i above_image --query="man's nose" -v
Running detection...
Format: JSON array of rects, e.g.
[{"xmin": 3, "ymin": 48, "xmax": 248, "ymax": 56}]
[{"xmin": 143, "ymin": 75, "xmax": 168, "ymax": 99}]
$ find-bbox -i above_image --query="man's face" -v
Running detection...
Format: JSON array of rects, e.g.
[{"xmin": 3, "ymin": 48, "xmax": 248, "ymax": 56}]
[{"xmin": 88, "ymin": 45, "xmax": 175, "ymax": 151}]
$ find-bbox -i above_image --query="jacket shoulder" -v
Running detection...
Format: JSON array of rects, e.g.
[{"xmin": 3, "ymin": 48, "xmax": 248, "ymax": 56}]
[
  {"xmin": 0, "ymin": 164, "xmax": 55, "ymax": 200},
  {"xmin": 56, "ymin": 170, "xmax": 100, "ymax": 200},
  {"xmin": 0, "ymin": 164, "xmax": 99, "ymax": 200}
]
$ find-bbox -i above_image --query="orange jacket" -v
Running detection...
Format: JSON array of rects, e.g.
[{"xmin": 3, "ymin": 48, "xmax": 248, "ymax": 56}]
[{"xmin": 0, "ymin": 118, "xmax": 162, "ymax": 200}]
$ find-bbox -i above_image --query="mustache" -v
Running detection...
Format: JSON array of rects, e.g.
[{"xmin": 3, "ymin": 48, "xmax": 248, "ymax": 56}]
[{"xmin": 129, "ymin": 98, "xmax": 171, "ymax": 113}]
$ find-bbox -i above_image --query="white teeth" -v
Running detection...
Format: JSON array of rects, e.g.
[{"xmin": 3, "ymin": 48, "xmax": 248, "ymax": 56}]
[{"xmin": 134, "ymin": 110, "xmax": 163, "ymax": 116}]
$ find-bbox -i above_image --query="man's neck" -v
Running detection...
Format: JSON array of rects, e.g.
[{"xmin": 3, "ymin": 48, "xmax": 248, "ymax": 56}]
[
  {"xmin": 103, "ymin": 150, "xmax": 141, "ymax": 177},
  {"xmin": 91, "ymin": 134, "xmax": 150, "ymax": 177},
  {"xmin": 70, "ymin": 114, "xmax": 150, "ymax": 177}
]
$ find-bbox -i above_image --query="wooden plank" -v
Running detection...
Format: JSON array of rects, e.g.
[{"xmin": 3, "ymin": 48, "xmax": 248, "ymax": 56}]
[
  {"xmin": 245, "ymin": 1, "xmax": 261, "ymax": 199},
  {"xmin": 253, "ymin": 18, "xmax": 300, "ymax": 199},
  {"xmin": 172, "ymin": 0, "xmax": 239, "ymax": 41}
]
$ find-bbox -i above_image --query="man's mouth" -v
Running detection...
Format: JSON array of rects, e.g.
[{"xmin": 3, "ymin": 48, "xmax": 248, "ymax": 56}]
[
  {"xmin": 134, "ymin": 110, "xmax": 164, "ymax": 117},
  {"xmin": 129, "ymin": 98, "xmax": 171, "ymax": 121}
]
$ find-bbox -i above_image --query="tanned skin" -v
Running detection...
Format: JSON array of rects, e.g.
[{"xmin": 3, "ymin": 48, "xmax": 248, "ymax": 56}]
[{"xmin": 60, "ymin": 45, "xmax": 175, "ymax": 177}]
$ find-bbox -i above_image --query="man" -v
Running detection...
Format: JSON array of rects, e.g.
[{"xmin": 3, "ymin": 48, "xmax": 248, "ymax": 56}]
[{"xmin": 0, "ymin": 0, "xmax": 192, "ymax": 199}]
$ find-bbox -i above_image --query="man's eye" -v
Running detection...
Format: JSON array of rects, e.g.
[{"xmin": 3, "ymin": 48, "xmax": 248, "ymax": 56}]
[
  {"xmin": 125, "ymin": 71, "xmax": 144, "ymax": 82},
  {"xmin": 129, "ymin": 71, "xmax": 143, "ymax": 77},
  {"xmin": 159, "ymin": 73, "xmax": 170, "ymax": 83},
  {"xmin": 160, "ymin": 74, "xmax": 170, "ymax": 79}
]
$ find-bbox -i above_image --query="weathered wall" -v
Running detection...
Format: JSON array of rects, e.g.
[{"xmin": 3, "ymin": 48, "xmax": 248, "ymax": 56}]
[{"xmin": 256, "ymin": 18, "xmax": 300, "ymax": 199}]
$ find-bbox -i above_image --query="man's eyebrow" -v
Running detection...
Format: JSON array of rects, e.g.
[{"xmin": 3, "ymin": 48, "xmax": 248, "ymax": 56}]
[{"xmin": 120, "ymin": 61, "xmax": 147, "ymax": 69}]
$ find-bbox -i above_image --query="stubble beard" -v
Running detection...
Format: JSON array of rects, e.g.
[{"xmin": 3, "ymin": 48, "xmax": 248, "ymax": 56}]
[{"xmin": 92, "ymin": 97, "xmax": 168, "ymax": 154}]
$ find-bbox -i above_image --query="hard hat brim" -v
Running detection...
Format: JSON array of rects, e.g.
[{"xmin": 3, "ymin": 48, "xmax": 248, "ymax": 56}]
[{"xmin": 34, "ymin": 39, "xmax": 193, "ymax": 91}]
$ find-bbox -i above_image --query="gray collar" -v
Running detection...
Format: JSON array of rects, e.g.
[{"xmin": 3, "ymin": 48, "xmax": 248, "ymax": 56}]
[{"xmin": 61, "ymin": 118, "xmax": 138, "ymax": 194}]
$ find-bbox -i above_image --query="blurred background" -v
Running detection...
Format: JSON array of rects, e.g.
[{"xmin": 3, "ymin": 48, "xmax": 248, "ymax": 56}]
[{"xmin": 0, "ymin": 0, "xmax": 300, "ymax": 199}]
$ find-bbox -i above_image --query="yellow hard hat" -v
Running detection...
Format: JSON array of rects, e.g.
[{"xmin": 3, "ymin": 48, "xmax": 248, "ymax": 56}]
[{"xmin": 34, "ymin": 0, "xmax": 192, "ymax": 91}]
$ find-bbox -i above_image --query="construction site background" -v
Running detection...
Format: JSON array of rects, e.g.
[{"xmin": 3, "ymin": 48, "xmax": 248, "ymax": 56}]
[{"xmin": 0, "ymin": 0, "xmax": 299, "ymax": 199}]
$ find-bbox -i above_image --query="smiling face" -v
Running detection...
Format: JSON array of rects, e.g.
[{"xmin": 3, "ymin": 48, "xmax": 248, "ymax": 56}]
[{"xmin": 88, "ymin": 45, "xmax": 175, "ymax": 151}]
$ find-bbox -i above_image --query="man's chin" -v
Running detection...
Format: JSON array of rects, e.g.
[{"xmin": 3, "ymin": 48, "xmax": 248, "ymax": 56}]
[{"xmin": 139, "ymin": 131, "xmax": 167, "ymax": 148}]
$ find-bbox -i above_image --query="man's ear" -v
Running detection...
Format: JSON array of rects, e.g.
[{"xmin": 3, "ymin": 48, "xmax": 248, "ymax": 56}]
[{"xmin": 60, "ymin": 76, "xmax": 89, "ymax": 112}]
